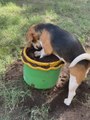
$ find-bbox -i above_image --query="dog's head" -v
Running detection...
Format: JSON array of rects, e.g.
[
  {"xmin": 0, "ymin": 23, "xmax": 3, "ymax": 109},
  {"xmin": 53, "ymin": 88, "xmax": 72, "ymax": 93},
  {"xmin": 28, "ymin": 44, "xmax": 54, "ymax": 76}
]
[
  {"xmin": 26, "ymin": 23, "xmax": 53, "ymax": 55},
  {"xmin": 26, "ymin": 25, "xmax": 41, "ymax": 49},
  {"xmin": 26, "ymin": 23, "xmax": 45, "ymax": 49}
]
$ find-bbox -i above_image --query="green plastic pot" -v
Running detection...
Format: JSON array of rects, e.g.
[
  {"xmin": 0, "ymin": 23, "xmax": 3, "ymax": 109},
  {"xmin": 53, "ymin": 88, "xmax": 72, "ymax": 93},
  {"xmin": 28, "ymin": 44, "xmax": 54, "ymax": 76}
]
[{"xmin": 22, "ymin": 47, "xmax": 64, "ymax": 89}]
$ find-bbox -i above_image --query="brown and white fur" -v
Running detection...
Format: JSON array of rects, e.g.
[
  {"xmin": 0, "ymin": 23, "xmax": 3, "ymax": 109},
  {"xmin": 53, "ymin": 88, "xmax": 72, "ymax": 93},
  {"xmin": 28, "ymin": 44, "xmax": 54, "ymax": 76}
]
[{"xmin": 26, "ymin": 23, "xmax": 90, "ymax": 106}]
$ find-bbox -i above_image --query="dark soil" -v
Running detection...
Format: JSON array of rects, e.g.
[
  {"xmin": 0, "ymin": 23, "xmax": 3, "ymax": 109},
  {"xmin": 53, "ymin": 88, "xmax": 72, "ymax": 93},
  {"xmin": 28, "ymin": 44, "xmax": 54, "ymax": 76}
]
[
  {"xmin": 4, "ymin": 59, "xmax": 23, "ymax": 81},
  {"xmin": 3, "ymin": 57, "xmax": 90, "ymax": 120},
  {"xmin": 26, "ymin": 47, "xmax": 59, "ymax": 62},
  {"xmin": 22, "ymin": 47, "xmax": 64, "ymax": 69}
]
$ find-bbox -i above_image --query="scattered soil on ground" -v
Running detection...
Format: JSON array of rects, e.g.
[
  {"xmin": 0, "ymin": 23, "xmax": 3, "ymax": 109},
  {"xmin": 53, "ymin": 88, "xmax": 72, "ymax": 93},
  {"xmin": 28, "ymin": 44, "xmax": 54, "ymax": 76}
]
[
  {"xmin": 4, "ymin": 59, "xmax": 23, "ymax": 81},
  {"xmin": 3, "ymin": 51, "xmax": 90, "ymax": 120}
]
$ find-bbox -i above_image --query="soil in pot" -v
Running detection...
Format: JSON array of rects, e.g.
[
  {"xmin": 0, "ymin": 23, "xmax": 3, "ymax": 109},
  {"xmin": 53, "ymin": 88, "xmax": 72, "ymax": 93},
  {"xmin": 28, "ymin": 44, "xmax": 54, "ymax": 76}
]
[{"xmin": 26, "ymin": 46, "xmax": 61, "ymax": 63}]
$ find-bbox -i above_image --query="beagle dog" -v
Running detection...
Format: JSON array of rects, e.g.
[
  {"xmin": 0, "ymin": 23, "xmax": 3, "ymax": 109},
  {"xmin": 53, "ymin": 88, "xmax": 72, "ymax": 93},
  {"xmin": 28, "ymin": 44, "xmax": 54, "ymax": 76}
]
[{"xmin": 26, "ymin": 23, "xmax": 90, "ymax": 106}]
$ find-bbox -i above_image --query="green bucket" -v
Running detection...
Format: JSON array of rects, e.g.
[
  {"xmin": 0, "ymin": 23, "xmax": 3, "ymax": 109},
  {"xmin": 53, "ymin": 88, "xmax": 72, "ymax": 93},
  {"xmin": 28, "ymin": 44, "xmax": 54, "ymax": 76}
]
[{"xmin": 22, "ymin": 47, "xmax": 64, "ymax": 89}]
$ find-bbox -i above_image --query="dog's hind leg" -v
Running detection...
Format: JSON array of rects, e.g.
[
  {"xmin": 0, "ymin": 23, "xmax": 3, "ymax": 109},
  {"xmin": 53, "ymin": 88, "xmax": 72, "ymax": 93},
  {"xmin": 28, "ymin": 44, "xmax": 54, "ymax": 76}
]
[
  {"xmin": 64, "ymin": 64, "xmax": 87, "ymax": 106},
  {"xmin": 64, "ymin": 74, "xmax": 79, "ymax": 106}
]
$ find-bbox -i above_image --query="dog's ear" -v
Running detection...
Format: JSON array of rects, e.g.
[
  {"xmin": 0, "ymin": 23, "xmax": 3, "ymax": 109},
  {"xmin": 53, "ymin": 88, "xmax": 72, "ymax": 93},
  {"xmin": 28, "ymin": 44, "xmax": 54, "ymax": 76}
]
[
  {"xmin": 26, "ymin": 25, "xmax": 35, "ymax": 47},
  {"xmin": 40, "ymin": 30, "xmax": 53, "ymax": 55}
]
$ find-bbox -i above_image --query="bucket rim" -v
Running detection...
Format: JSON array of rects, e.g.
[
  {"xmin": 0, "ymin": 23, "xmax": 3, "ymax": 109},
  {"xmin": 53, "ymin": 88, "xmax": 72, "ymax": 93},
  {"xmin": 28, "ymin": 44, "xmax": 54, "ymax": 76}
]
[
  {"xmin": 23, "ymin": 47, "xmax": 64, "ymax": 66},
  {"xmin": 21, "ymin": 47, "xmax": 64, "ymax": 71}
]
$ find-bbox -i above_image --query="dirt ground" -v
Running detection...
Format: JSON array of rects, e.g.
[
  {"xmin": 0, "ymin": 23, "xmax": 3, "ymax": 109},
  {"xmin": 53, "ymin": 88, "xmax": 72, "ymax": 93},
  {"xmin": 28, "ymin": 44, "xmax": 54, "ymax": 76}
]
[
  {"xmin": 3, "ymin": 47, "xmax": 90, "ymax": 120},
  {"xmin": 0, "ymin": 0, "xmax": 90, "ymax": 119}
]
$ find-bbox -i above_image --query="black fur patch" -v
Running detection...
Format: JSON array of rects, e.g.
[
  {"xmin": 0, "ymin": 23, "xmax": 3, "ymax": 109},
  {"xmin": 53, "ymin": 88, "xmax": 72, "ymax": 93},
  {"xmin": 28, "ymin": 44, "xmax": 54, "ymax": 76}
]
[{"xmin": 35, "ymin": 23, "xmax": 85, "ymax": 62}]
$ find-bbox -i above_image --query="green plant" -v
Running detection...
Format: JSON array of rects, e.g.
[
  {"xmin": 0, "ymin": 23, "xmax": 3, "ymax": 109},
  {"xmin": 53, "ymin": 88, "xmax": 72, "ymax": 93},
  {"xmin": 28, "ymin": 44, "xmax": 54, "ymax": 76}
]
[{"xmin": 30, "ymin": 105, "xmax": 49, "ymax": 120}]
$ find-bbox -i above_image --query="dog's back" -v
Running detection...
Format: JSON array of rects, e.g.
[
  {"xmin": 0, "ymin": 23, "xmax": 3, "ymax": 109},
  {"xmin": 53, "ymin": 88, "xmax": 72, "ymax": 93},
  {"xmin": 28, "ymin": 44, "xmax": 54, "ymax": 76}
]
[
  {"xmin": 45, "ymin": 24, "xmax": 86, "ymax": 62},
  {"xmin": 35, "ymin": 23, "xmax": 85, "ymax": 62}
]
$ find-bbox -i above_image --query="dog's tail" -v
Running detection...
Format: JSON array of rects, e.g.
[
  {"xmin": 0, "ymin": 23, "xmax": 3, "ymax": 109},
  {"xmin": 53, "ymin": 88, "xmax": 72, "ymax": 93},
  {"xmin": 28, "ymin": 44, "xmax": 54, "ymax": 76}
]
[{"xmin": 69, "ymin": 53, "xmax": 90, "ymax": 68}]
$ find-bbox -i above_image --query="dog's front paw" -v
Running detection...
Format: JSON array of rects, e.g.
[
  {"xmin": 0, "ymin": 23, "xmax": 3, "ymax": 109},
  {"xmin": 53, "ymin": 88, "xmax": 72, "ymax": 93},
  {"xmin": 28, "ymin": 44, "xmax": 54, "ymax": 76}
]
[
  {"xmin": 34, "ymin": 49, "xmax": 47, "ymax": 58},
  {"xmin": 34, "ymin": 51, "xmax": 41, "ymax": 57},
  {"xmin": 64, "ymin": 98, "xmax": 71, "ymax": 106}
]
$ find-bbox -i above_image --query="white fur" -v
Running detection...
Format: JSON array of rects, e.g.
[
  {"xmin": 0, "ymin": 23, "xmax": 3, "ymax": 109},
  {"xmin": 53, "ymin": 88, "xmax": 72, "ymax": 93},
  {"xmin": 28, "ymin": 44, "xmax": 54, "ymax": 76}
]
[
  {"xmin": 40, "ymin": 49, "xmax": 47, "ymax": 58},
  {"xmin": 34, "ymin": 49, "xmax": 47, "ymax": 58},
  {"xmin": 32, "ymin": 40, "xmax": 42, "ymax": 49},
  {"xmin": 54, "ymin": 53, "xmax": 65, "ymax": 63},
  {"xmin": 34, "ymin": 51, "xmax": 41, "ymax": 57},
  {"xmin": 69, "ymin": 53, "xmax": 90, "ymax": 68},
  {"xmin": 64, "ymin": 74, "xmax": 79, "ymax": 106},
  {"xmin": 34, "ymin": 40, "xmax": 47, "ymax": 58},
  {"xmin": 40, "ymin": 40, "xmax": 43, "ymax": 46},
  {"xmin": 85, "ymin": 68, "xmax": 90, "ymax": 78}
]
